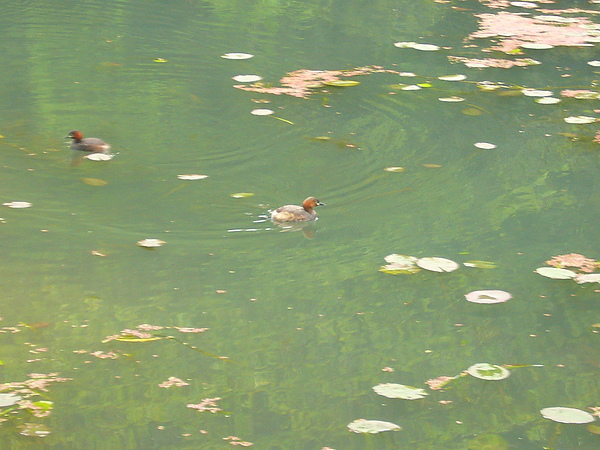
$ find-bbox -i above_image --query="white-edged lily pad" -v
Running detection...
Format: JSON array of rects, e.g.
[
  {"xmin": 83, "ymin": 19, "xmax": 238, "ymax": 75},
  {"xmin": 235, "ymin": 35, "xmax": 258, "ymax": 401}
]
[
  {"xmin": 535, "ymin": 97, "xmax": 561, "ymax": 104},
  {"xmin": 438, "ymin": 74, "xmax": 466, "ymax": 81},
  {"xmin": 438, "ymin": 96, "xmax": 465, "ymax": 102},
  {"xmin": 401, "ymin": 85, "xmax": 422, "ymax": 91},
  {"xmin": 465, "ymin": 290, "xmax": 512, "ymax": 304},
  {"xmin": 463, "ymin": 260, "xmax": 497, "ymax": 269},
  {"xmin": 416, "ymin": 257, "xmax": 459, "ymax": 273},
  {"xmin": 177, "ymin": 174, "xmax": 208, "ymax": 180},
  {"xmin": 393, "ymin": 41, "xmax": 417, "ymax": 48},
  {"xmin": 520, "ymin": 43, "xmax": 554, "ymax": 49},
  {"xmin": 564, "ymin": 116, "xmax": 597, "ymax": 124},
  {"xmin": 347, "ymin": 419, "xmax": 402, "ymax": 434},
  {"xmin": 540, "ymin": 407, "xmax": 595, "ymax": 424},
  {"xmin": 137, "ymin": 238, "xmax": 166, "ymax": 248},
  {"xmin": 466, "ymin": 363, "xmax": 510, "ymax": 380},
  {"xmin": 535, "ymin": 267, "xmax": 577, "ymax": 279},
  {"xmin": 474, "ymin": 142, "xmax": 497, "ymax": 150},
  {"xmin": 373, "ymin": 383, "xmax": 428, "ymax": 400},
  {"xmin": 510, "ymin": 1, "xmax": 538, "ymax": 7},
  {"xmin": 232, "ymin": 75, "xmax": 262, "ymax": 83},
  {"xmin": 522, "ymin": 89, "xmax": 553, "ymax": 97},
  {"xmin": 251, "ymin": 108, "xmax": 274, "ymax": 116},
  {"xmin": 380, "ymin": 254, "xmax": 421, "ymax": 274},
  {"xmin": 221, "ymin": 52, "xmax": 253, "ymax": 60},
  {"xmin": 412, "ymin": 43, "xmax": 440, "ymax": 51},
  {"xmin": 384, "ymin": 166, "xmax": 405, "ymax": 172},
  {"xmin": 0, "ymin": 393, "xmax": 22, "ymax": 407},
  {"xmin": 534, "ymin": 15, "xmax": 578, "ymax": 24},
  {"xmin": 3, "ymin": 201, "xmax": 32, "ymax": 209},
  {"xmin": 230, "ymin": 192, "xmax": 254, "ymax": 198},
  {"xmin": 85, "ymin": 153, "xmax": 113, "ymax": 161},
  {"xmin": 588, "ymin": 60, "xmax": 600, "ymax": 67}
]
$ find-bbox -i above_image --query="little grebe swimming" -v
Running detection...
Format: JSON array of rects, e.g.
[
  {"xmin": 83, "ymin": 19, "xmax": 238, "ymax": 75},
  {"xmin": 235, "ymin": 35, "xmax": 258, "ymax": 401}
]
[
  {"xmin": 271, "ymin": 197, "xmax": 324, "ymax": 222},
  {"xmin": 66, "ymin": 130, "xmax": 111, "ymax": 154}
]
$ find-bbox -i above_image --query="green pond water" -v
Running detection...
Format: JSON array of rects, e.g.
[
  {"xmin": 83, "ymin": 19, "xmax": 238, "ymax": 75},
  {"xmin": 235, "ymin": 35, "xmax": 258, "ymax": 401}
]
[{"xmin": 0, "ymin": 0, "xmax": 599, "ymax": 448}]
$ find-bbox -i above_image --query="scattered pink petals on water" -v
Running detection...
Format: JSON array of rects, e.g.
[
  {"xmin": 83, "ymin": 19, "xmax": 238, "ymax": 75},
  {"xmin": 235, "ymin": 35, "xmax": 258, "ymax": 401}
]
[
  {"xmin": 158, "ymin": 377, "xmax": 189, "ymax": 388},
  {"xmin": 448, "ymin": 56, "xmax": 540, "ymax": 68},
  {"xmin": 89, "ymin": 351, "xmax": 119, "ymax": 359},
  {"xmin": 187, "ymin": 397, "xmax": 222, "ymax": 413},
  {"xmin": 465, "ymin": 290, "xmax": 512, "ymax": 304},
  {"xmin": 545, "ymin": 253, "xmax": 598, "ymax": 273},
  {"xmin": 223, "ymin": 436, "xmax": 254, "ymax": 446},
  {"xmin": 425, "ymin": 375, "xmax": 458, "ymax": 390}
]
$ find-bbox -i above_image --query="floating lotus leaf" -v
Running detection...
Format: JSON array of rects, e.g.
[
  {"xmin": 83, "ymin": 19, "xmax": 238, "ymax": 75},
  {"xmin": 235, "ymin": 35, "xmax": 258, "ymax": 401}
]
[
  {"xmin": 510, "ymin": 1, "xmax": 537, "ymax": 7},
  {"xmin": 230, "ymin": 192, "xmax": 254, "ymax": 198},
  {"xmin": 177, "ymin": 174, "xmax": 208, "ymax": 180},
  {"xmin": 474, "ymin": 142, "xmax": 497, "ymax": 150},
  {"xmin": 347, "ymin": 419, "xmax": 402, "ymax": 434},
  {"xmin": 85, "ymin": 153, "xmax": 113, "ymax": 161},
  {"xmin": 587, "ymin": 423, "xmax": 600, "ymax": 435},
  {"xmin": 221, "ymin": 52, "xmax": 253, "ymax": 60},
  {"xmin": 383, "ymin": 166, "xmax": 405, "ymax": 172},
  {"xmin": 564, "ymin": 116, "xmax": 597, "ymax": 124},
  {"xmin": 417, "ymin": 257, "xmax": 459, "ymax": 273},
  {"xmin": 380, "ymin": 254, "xmax": 420, "ymax": 274},
  {"xmin": 540, "ymin": 407, "xmax": 595, "ymax": 424},
  {"xmin": 82, "ymin": 178, "xmax": 107, "ymax": 186},
  {"xmin": 17, "ymin": 423, "xmax": 51, "ymax": 438},
  {"xmin": 465, "ymin": 290, "xmax": 512, "ymax": 304},
  {"xmin": 232, "ymin": 75, "xmax": 262, "ymax": 83},
  {"xmin": 536, "ymin": 97, "xmax": 561, "ymax": 104},
  {"xmin": 520, "ymin": 43, "xmax": 554, "ymax": 49},
  {"xmin": 438, "ymin": 74, "xmax": 466, "ymax": 81},
  {"xmin": 412, "ymin": 43, "xmax": 440, "ymax": 51},
  {"xmin": 0, "ymin": 393, "xmax": 22, "ymax": 407},
  {"xmin": 324, "ymin": 80, "xmax": 360, "ymax": 87},
  {"xmin": 467, "ymin": 363, "xmax": 510, "ymax": 380},
  {"xmin": 438, "ymin": 96, "xmax": 465, "ymax": 102},
  {"xmin": 393, "ymin": 41, "xmax": 417, "ymax": 48},
  {"xmin": 462, "ymin": 107, "xmax": 483, "ymax": 116},
  {"xmin": 3, "ymin": 201, "xmax": 32, "ymax": 209},
  {"xmin": 137, "ymin": 238, "xmax": 166, "ymax": 248},
  {"xmin": 251, "ymin": 108, "xmax": 274, "ymax": 116},
  {"xmin": 463, "ymin": 260, "xmax": 497, "ymax": 269},
  {"xmin": 522, "ymin": 89, "xmax": 553, "ymax": 97},
  {"xmin": 588, "ymin": 60, "xmax": 600, "ymax": 67},
  {"xmin": 535, "ymin": 267, "xmax": 577, "ymax": 279},
  {"xmin": 402, "ymin": 85, "xmax": 422, "ymax": 91},
  {"xmin": 373, "ymin": 383, "xmax": 428, "ymax": 400}
]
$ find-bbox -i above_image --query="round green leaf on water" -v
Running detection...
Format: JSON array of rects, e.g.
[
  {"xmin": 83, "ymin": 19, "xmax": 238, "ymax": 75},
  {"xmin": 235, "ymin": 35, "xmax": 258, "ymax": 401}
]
[
  {"xmin": 467, "ymin": 363, "xmax": 510, "ymax": 380},
  {"xmin": 347, "ymin": 419, "xmax": 402, "ymax": 434},
  {"xmin": 540, "ymin": 407, "xmax": 595, "ymax": 424},
  {"xmin": 231, "ymin": 192, "xmax": 254, "ymax": 198},
  {"xmin": 535, "ymin": 267, "xmax": 577, "ymax": 279},
  {"xmin": 324, "ymin": 80, "xmax": 360, "ymax": 87},
  {"xmin": 373, "ymin": 383, "xmax": 428, "ymax": 400}
]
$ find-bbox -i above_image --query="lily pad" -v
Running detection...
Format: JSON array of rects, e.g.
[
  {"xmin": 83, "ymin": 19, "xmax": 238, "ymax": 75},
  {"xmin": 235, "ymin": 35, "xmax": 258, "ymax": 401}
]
[
  {"xmin": 474, "ymin": 142, "xmax": 497, "ymax": 150},
  {"xmin": 3, "ymin": 201, "xmax": 32, "ymax": 209},
  {"xmin": 522, "ymin": 89, "xmax": 553, "ymax": 97},
  {"xmin": 373, "ymin": 383, "xmax": 428, "ymax": 400},
  {"xmin": 574, "ymin": 273, "xmax": 600, "ymax": 284},
  {"xmin": 412, "ymin": 43, "xmax": 440, "ymax": 51},
  {"xmin": 137, "ymin": 238, "xmax": 166, "ymax": 248},
  {"xmin": 535, "ymin": 97, "xmax": 561, "ymax": 104},
  {"xmin": 438, "ymin": 96, "xmax": 465, "ymax": 102},
  {"xmin": 462, "ymin": 107, "xmax": 483, "ymax": 116},
  {"xmin": 230, "ymin": 192, "xmax": 254, "ymax": 198},
  {"xmin": 347, "ymin": 419, "xmax": 402, "ymax": 434},
  {"xmin": 221, "ymin": 52, "xmax": 253, "ymax": 60},
  {"xmin": 380, "ymin": 254, "xmax": 420, "ymax": 274},
  {"xmin": 438, "ymin": 74, "xmax": 466, "ymax": 81},
  {"xmin": 466, "ymin": 363, "xmax": 510, "ymax": 380},
  {"xmin": 251, "ymin": 108, "xmax": 274, "ymax": 116},
  {"xmin": 384, "ymin": 166, "xmax": 405, "ymax": 172},
  {"xmin": 564, "ymin": 116, "xmax": 597, "ymax": 124},
  {"xmin": 0, "ymin": 393, "xmax": 22, "ymax": 407},
  {"xmin": 177, "ymin": 174, "xmax": 208, "ymax": 180},
  {"xmin": 535, "ymin": 267, "xmax": 577, "ymax": 279},
  {"xmin": 520, "ymin": 43, "xmax": 554, "ymax": 49},
  {"xmin": 82, "ymin": 178, "xmax": 107, "ymax": 186},
  {"xmin": 232, "ymin": 75, "xmax": 262, "ymax": 83},
  {"xmin": 85, "ymin": 153, "xmax": 113, "ymax": 161},
  {"xmin": 463, "ymin": 260, "xmax": 497, "ymax": 269},
  {"xmin": 324, "ymin": 80, "xmax": 360, "ymax": 87},
  {"xmin": 417, "ymin": 257, "xmax": 459, "ymax": 273},
  {"xmin": 465, "ymin": 290, "xmax": 512, "ymax": 304},
  {"xmin": 540, "ymin": 407, "xmax": 595, "ymax": 424}
]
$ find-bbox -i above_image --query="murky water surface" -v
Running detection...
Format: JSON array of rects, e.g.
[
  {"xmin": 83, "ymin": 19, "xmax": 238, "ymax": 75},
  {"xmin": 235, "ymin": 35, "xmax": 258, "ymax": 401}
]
[{"xmin": 0, "ymin": 1, "xmax": 599, "ymax": 448}]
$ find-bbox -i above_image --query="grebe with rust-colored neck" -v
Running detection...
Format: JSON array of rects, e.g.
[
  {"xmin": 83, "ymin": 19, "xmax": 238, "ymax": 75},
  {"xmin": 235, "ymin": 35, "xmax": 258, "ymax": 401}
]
[
  {"xmin": 66, "ymin": 130, "xmax": 111, "ymax": 154},
  {"xmin": 270, "ymin": 197, "xmax": 324, "ymax": 222}
]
